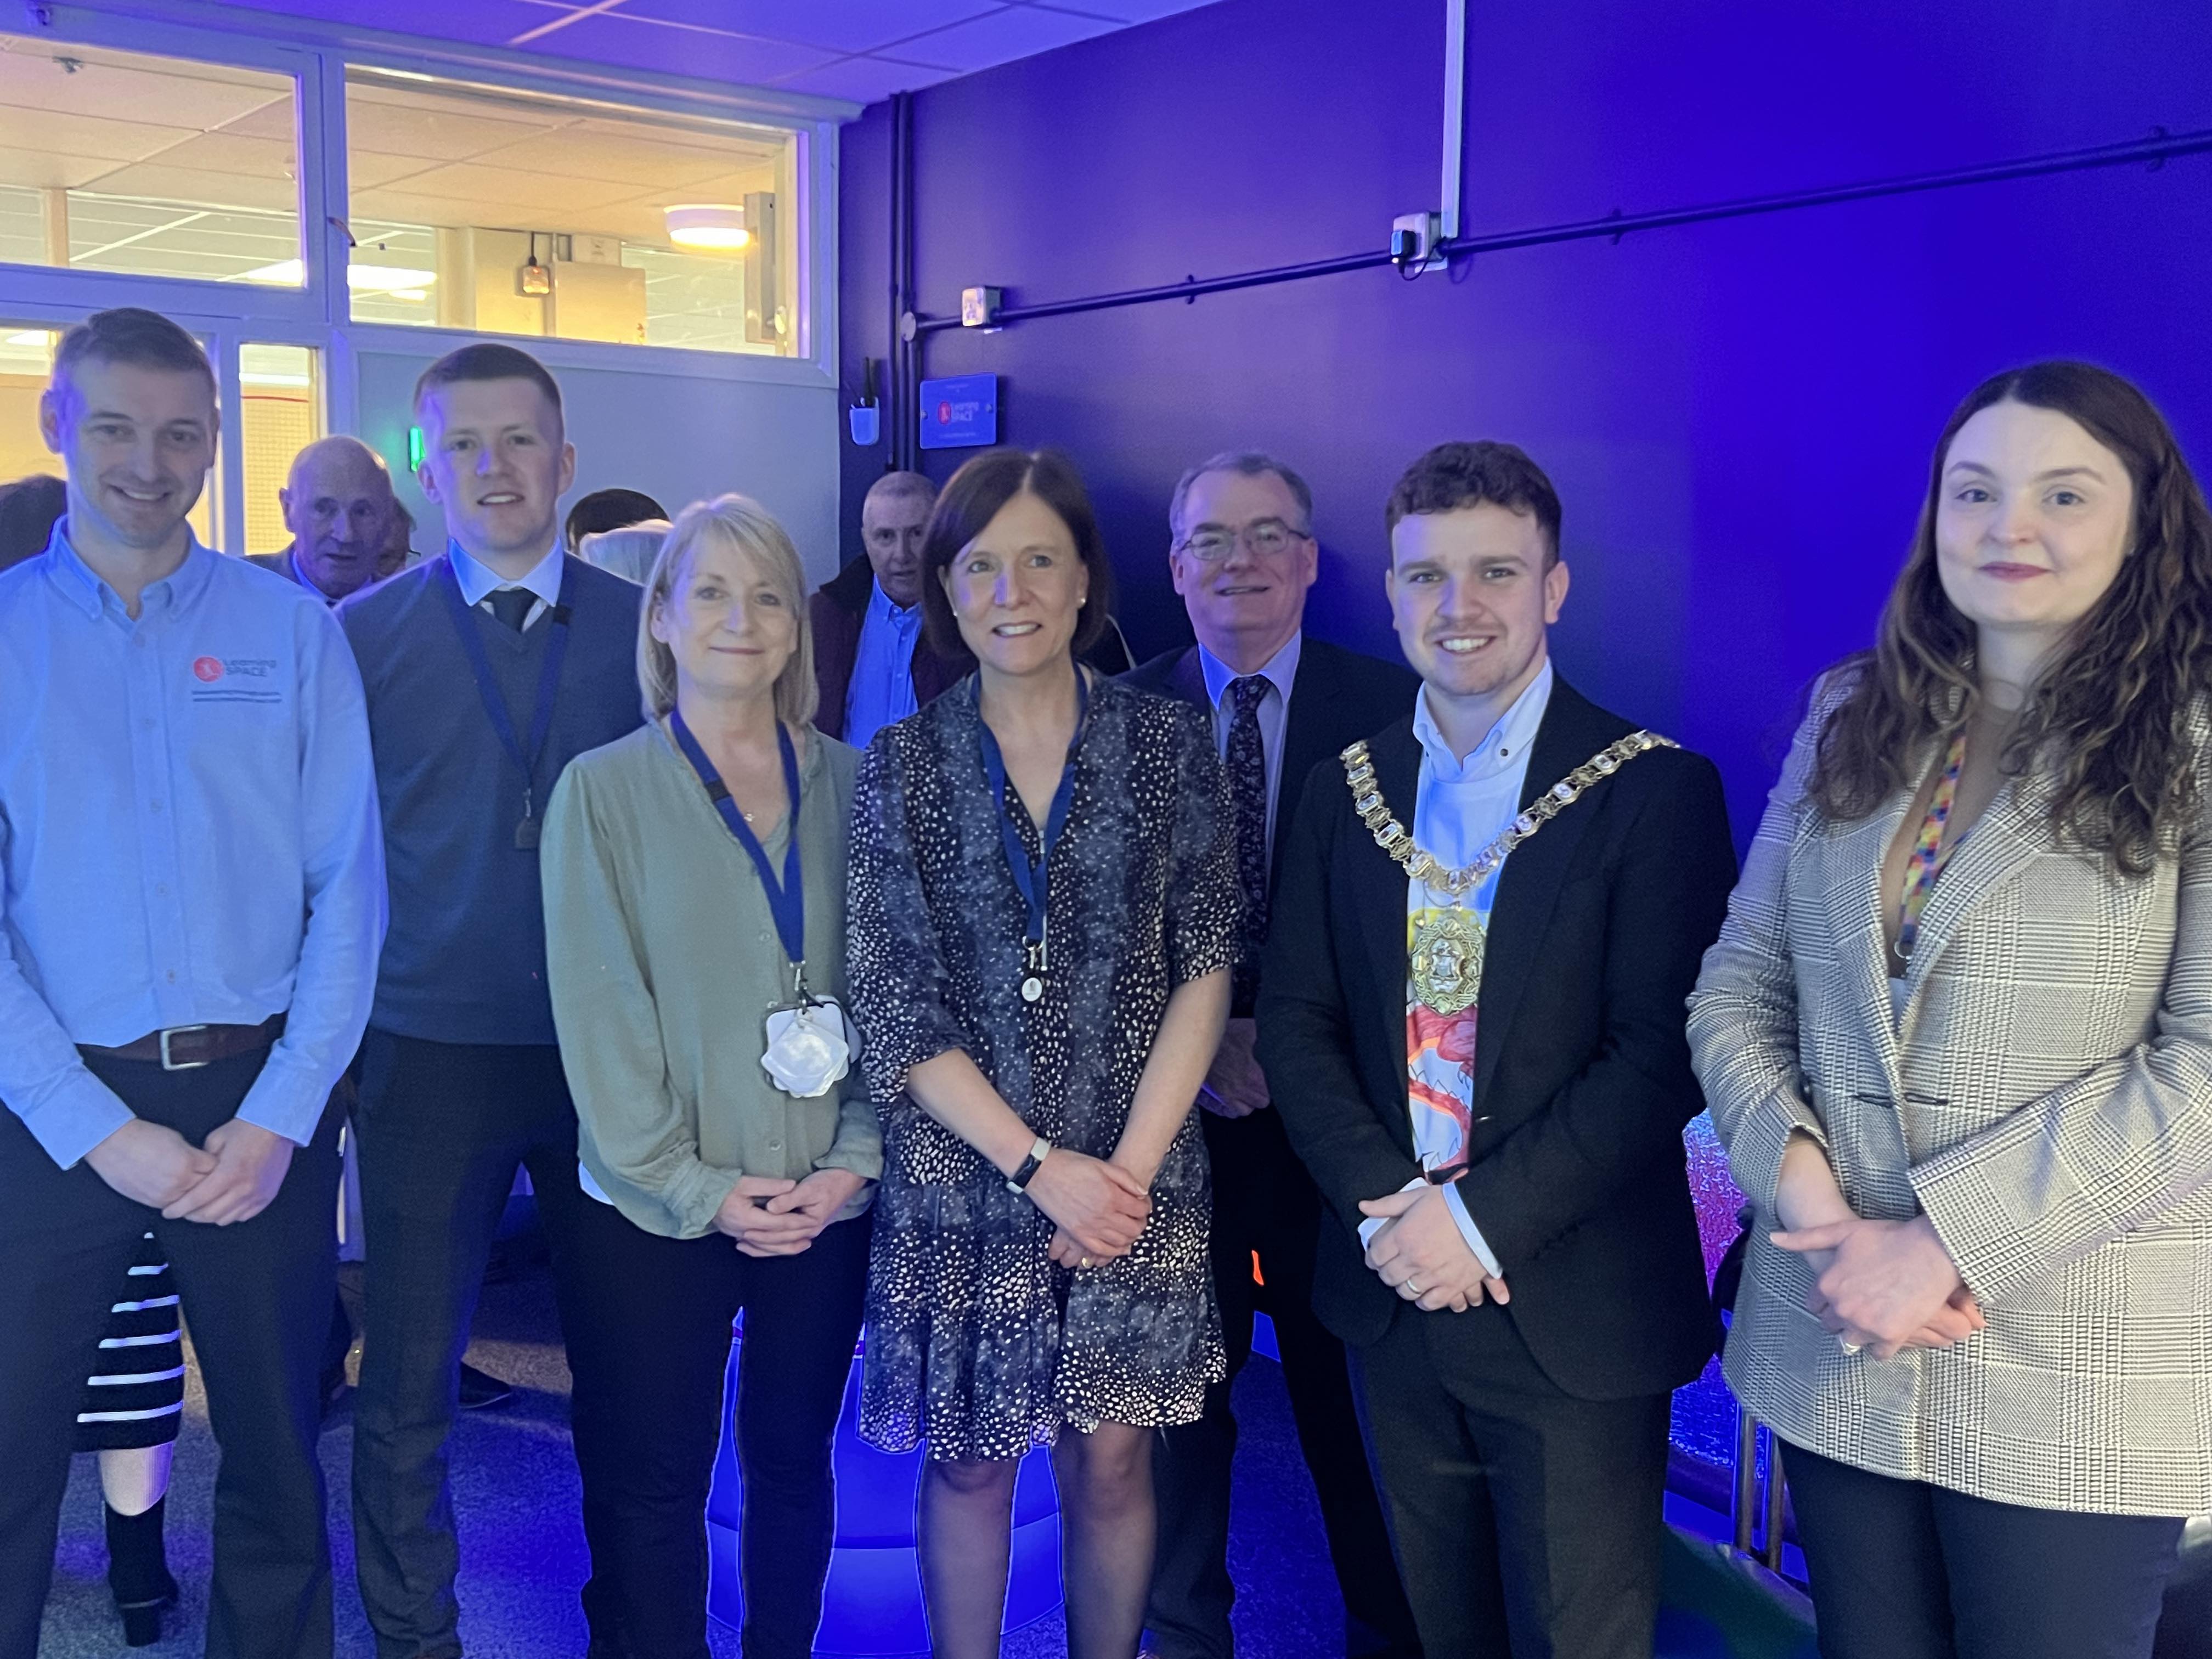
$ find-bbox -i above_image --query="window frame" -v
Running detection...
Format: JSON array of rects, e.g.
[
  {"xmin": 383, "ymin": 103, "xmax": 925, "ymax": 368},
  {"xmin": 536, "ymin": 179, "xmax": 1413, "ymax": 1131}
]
[{"xmin": 5, "ymin": 2, "xmax": 848, "ymax": 552}]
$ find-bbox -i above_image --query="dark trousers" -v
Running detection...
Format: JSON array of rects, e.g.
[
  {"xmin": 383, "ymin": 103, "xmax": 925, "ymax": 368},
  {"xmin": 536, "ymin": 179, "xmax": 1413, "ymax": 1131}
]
[
  {"xmin": 1353, "ymin": 1302, "xmax": 1671, "ymax": 1659},
  {"xmin": 350, "ymin": 1032, "xmax": 596, "ymax": 1659},
  {"xmin": 564, "ymin": 1197, "xmax": 873, "ymax": 1659},
  {"xmin": 0, "ymin": 1048, "xmax": 341, "ymax": 1659},
  {"xmin": 1149, "ymin": 1108, "xmax": 1420, "ymax": 1658},
  {"xmin": 1783, "ymin": 1441, "xmax": 2185, "ymax": 1659}
]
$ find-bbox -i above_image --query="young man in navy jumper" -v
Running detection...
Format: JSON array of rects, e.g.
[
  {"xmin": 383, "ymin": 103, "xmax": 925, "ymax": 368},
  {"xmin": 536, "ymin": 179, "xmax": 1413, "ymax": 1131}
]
[{"xmin": 340, "ymin": 344, "xmax": 643, "ymax": 1659}]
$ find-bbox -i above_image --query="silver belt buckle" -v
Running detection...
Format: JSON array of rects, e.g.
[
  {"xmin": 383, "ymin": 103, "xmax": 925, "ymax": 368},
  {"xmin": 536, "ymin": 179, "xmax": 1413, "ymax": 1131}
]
[{"xmin": 158, "ymin": 1025, "xmax": 211, "ymax": 1071}]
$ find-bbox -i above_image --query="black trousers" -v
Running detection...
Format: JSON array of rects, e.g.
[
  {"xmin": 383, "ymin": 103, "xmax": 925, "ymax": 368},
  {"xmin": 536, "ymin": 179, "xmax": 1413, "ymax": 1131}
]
[
  {"xmin": 1782, "ymin": 1441, "xmax": 2186, "ymax": 1659},
  {"xmin": 1149, "ymin": 1108, "xmax": 1420, "ymax": 1659},
  {"xmin": 564, "ymin": 1195, "xmax": 873, "ymax": 1659},
  {"xmin": 349, "ymin": 1032, "xmax": 597, "ymax": 1659},
  {"xmin": 1353, "ymin": 1301, "xmax": 1671, "ymax": 1659},
  {"xmin": 0, "ymin": 1048, "xmax": 341, "ymax": 1659}
]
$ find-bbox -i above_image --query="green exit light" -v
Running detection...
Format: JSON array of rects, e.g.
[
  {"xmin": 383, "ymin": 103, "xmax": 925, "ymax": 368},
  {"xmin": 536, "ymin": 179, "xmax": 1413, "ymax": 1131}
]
[{"xmin": 407, "ymin": 425, "xmax": 424, "ymax": 472}]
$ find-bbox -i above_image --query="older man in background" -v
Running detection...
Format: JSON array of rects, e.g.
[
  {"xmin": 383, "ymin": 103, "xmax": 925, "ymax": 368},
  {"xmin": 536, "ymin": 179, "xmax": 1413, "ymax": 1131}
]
[
  {"xmin": 810, "ymin": 469, "xmax": 957, "ymax": 746},
  {"xmin": 251, "ymin": 436, "xmax": 402, "ymax": 605}
]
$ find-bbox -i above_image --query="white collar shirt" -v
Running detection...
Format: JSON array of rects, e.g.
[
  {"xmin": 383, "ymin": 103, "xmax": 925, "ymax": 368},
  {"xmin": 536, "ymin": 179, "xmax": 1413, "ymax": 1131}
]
[{"xmin": 449, "ymin": 539, "xmax": 563, "ymax": 630}]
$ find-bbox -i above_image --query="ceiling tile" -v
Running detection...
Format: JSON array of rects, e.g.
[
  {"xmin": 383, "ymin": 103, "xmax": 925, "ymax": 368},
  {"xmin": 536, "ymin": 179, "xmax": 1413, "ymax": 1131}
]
[
  {"xmin": 1049, "ymin": 0, "xmax": 1220, "ymax": 19},
  {"xmin": 0, "ymin": 107, "xmax": 197, "ymax": 166},
  {"xmin": 890, "ymin": 5, "xmax": 1122, "ymax": 72},
  {"xmin": 215, "ymin": 0, "xmax": 550, "ymax": 45},
  {"xmin": 71, "ymin": 160, "xmax": 301, "ymax": 213},
  {"xmin": 462, "ymin": 126, "xmax": 755, "ymax": 189},
  {"xmin": 128, "ymin": 131, "xmax": 299, "ymax": 181},
  {"xmin": 345, "ymin": 88, "xmax": 561, "ymax": 161},
  {"xmin": 504, "ymin": 13, "xmax": 837, "ymax": 81},
  {"xmin": 387, "ymin": 159, "xmax": 644, "ymax": 212},
  {"xmin": 0, "ymin": 143, "xmax": 123, "ymax": 191},
  {"xmin": 607, "ymin": 0, "xmax": 1005, "ymax": 55},
  {"xmin": 774, "ymin": 55, "xmax": 961, "ymax": 102},
  {"xmin": 0, "ymin": 48, "xmax": 287, "ymax": 132}
]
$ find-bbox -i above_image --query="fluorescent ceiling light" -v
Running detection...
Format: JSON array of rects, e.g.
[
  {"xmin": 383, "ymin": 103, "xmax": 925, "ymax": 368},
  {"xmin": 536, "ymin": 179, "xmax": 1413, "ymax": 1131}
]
[
  {"xmin": 238, "ymin": 260, "xmax": 437, "ymax": 291},
  {"xmin": 4, "ymin": 329, "xmax": 50, "ymax": 346},
  {"xmin": 665, "ymin": 204, "xmax": 748, "ymax": 250},
  {"xmin": 241, "ymin": 373, "xmax": 312, "ymax": 388}
]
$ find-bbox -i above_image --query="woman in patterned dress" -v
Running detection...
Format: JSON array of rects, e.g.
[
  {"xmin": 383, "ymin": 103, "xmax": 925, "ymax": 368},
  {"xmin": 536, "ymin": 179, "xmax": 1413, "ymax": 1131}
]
[{"xmin": 847, "ymin": 448, "xmax": 1238, "ymax": 1659}]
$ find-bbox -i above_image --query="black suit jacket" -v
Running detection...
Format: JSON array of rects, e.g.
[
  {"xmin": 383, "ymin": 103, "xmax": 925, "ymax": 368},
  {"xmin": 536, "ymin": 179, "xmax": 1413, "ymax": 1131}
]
[
  {"xmin": 1122, "ymin": 636, "xmax": 1420, "ymax": 888},
  {"xmin": 1258, "ymin": 672, "xmax": 1735, "ymax": 1401}
]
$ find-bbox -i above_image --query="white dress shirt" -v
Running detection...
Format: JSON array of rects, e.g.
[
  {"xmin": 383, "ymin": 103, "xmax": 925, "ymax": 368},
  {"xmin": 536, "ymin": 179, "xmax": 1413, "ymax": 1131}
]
[
  {"xmin": 1357, "ymin": 659, "xmax": 1555, "ymax": 1278},
  {"xmin": 449, "ymin": 539, "xmax": 563, "ymax": 629},
  {"xmin": 1197, "ymin": 630, "xmax": 1301, "ymax": 856}
]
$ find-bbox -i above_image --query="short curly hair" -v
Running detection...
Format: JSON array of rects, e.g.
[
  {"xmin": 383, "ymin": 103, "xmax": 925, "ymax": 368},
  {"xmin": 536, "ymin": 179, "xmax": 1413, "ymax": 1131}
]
[{"xmin": 1384, "ymin": 440, "xmax": 1561, "ymax": 566}]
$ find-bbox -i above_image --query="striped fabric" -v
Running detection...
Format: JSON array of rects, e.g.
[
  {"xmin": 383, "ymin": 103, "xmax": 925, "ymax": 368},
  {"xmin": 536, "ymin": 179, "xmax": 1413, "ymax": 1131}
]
[
  {"xmin": 74, "ymin": 1232, "xmax": 185, "ymax": 1452},
  {"xmin": 1690, "ymin": 677, "xmax": 2212, "ymax": 1517}
]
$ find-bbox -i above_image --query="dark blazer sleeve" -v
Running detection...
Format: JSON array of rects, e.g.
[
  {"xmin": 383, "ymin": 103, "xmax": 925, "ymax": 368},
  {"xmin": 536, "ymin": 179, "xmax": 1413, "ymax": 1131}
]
[
  {"xmin": 1451, "ymin": 753, "xmax": 1737, "ymax": 1270},
  {"xmin": 1258, "ymin": 764, "xmax": 1425, "ymax": 1232}
]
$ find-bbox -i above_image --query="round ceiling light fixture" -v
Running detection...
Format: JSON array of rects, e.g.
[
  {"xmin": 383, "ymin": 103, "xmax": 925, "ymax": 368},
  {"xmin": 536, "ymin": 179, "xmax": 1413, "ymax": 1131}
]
[{"xmin": 665, "ymin": 203, "xmax": 749, "ymax": 250}]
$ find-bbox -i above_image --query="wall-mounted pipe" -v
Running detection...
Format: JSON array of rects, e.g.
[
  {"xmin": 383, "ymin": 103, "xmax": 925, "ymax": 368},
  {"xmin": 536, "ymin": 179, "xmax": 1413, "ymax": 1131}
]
[
  {"xmin": 1440, "ymin": 0, "xmax": 1465, "ymax": 242},
  {"xmin": 909, "ymin": 123, "xmax": 2212, "ymax": 337}
]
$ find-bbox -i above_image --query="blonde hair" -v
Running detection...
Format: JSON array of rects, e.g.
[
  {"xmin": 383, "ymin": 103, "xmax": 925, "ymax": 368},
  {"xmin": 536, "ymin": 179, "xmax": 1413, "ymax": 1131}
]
[{"xmin": 637, "ymin": 494, "xmax": 819, "ymax": 727}]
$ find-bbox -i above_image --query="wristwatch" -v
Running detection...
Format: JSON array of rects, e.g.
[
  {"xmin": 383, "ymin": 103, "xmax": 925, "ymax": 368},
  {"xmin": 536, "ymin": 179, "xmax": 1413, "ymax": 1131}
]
[{"xmin": 1006, "ymin": 1136, "xmax": 1052, "ymax": 1195}]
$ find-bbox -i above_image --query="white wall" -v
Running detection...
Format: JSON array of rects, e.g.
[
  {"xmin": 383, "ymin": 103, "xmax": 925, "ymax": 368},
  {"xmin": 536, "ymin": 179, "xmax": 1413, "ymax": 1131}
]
[{"xmin": 356, "ymin": 349, "xmax": 843, "ymax": 581}]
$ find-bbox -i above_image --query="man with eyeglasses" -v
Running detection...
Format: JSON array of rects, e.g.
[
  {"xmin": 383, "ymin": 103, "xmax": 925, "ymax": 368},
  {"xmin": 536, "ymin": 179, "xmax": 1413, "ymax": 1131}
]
[{"xmin": 1127, "ymin": 452, "xmax": 1423, "ymax": 1659}]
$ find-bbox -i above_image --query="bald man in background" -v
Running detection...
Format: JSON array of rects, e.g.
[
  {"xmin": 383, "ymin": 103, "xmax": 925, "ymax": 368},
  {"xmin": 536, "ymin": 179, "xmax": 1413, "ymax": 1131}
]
[{"xmin": 252, "ymin": 436, "xmax": 401, "ymax": 605}]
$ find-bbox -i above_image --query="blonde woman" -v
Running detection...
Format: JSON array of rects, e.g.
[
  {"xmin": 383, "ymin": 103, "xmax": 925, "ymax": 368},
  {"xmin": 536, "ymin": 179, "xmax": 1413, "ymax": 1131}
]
[{"xmin": 543, "ymin": 494, "xmax": 881, "ymax": 1659}]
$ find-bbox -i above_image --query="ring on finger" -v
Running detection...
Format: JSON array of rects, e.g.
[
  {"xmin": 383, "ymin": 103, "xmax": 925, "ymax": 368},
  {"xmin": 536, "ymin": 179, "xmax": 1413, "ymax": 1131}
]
[
  {"xmin": 1839, "ymin": 1339, "xmax": 1864, "ymax": 1355},
  {"xmin": 1080, "ymin": 1256, "xmax": 1093, "ymax": 1269}
]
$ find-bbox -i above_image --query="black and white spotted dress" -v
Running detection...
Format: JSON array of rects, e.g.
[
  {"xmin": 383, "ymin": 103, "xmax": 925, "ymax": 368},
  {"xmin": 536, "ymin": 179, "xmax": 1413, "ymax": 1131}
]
[
  {"xmin": 847, "ymin": 674, "xmax": 1239, "ymax": 1461},
  {"xmin": 75, "ymin": 1233, "xmax": 185, "ymax": 1452}
]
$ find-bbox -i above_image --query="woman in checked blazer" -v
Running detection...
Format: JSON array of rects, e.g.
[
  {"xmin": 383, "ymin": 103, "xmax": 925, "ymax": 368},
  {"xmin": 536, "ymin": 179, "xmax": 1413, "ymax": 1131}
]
[{"xmin": 1690, "ymin": 361, "xmax": 2212, "ymax": 1659}]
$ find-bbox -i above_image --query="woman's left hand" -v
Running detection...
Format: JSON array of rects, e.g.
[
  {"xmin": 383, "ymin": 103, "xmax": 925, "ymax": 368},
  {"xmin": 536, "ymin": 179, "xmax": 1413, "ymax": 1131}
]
[
  {"xmin": 761, "ymin": 1167, "xmax": 869, "ymax": 1246},
  {"xmin": 1771, "ymin": 1214, "xmax": 1967, "ymax": 1360},
  {"xmin": 1048, "ymin": 1223, "xmax": 1134, "ymax": 1270}
]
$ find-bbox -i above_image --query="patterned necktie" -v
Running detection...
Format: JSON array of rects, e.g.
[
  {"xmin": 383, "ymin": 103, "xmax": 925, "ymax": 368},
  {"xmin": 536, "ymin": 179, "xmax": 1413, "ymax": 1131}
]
[
  {"xmin": 488, "ymin": 588, "xmax": 534, "ymax": 633},
  {"xmin": 1227, "ymin": 675, "xmax": 1271, "ymax": 1016}
]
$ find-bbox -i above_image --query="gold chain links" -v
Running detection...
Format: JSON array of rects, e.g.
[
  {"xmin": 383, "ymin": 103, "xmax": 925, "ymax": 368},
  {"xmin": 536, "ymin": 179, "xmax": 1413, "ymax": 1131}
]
[{"xmin": 1339, "ymin": 729, "xmax": 1679, "ymax": 897}]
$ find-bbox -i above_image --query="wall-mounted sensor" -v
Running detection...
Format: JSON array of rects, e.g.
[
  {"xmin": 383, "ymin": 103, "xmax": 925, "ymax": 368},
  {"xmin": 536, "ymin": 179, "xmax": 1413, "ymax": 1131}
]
[
  {"xmin": 1390, "ymin": 211, "xmax": 1444, "ymax": 274},
  {"xmin": 849, "ymin": 357, "xmax": 882, "ymax": 446},
  {"xmin": 960, "ymin": 286, "xmax": 1003, "ymax": 328}
]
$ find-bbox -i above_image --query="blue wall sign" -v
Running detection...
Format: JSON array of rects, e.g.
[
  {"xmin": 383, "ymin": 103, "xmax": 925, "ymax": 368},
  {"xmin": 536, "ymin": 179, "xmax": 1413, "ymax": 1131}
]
[{"xmin": 918, "ymin": 374, "xmax": 998, "ymax": 450}]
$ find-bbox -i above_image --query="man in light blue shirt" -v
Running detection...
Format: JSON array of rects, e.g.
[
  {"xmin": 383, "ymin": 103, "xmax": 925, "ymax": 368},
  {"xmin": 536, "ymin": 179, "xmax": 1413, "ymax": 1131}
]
[
  {"xmin": 810, "ymin": 470, "xmax": 953, "ymax": 746},
  {"xmin": 0, "ymin": 307, "xmax": 383, "ymax": 1659}
]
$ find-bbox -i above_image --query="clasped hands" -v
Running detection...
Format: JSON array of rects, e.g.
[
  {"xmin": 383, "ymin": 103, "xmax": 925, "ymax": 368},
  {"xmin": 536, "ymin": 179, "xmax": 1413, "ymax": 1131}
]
[
  {"xmin": 1035, "ymin": 1149, "xmax": 1152, "ymax": 1271},
  {"xmin": 1769, "ymin": 1133, "xmax": 1984, "ymax": 1362},
  {"xmin": 87, "ymin": 1116, "xmax": 295, "ymax": 1226},
  {"xmin": 1359, "ymin": 1184, "xmax": 1509, "ymax": 1313},
  {"xmin": 714, "ymin": 1166, "xmax": 869, "ymax": 1257}
]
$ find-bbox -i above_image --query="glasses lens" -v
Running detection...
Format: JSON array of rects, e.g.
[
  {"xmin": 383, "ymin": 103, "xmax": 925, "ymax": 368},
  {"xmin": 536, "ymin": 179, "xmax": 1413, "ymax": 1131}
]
[
  {"xmin": 1186, "ymin": 533, "xmax": 1232, "ymax": 560},
  {"xmin": 1248, "ymin": 526, "xmax": 1290, "ymax": 555}
]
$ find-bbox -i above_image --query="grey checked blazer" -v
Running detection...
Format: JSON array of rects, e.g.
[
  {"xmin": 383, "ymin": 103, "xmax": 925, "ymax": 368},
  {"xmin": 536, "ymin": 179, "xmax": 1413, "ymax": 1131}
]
[{"xmin": 1689, "ymin": 678, "xmax": 2212, "ymax": 1516}]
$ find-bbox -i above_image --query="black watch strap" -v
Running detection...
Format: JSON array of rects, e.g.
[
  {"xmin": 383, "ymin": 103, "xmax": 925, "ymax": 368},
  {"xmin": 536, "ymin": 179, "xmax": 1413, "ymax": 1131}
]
[{"xmin": 1006, "ymin": 1136, "xmax": 1052, "ymax": 1194}]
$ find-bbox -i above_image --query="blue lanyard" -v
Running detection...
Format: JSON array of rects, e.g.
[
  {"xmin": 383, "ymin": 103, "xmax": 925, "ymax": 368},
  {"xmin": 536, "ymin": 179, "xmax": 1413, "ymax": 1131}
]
[
  {"xmin": 975, "ymin": 672, "xmax": 1089, "ymax": 969},
  {"xmin": 668, "ymin": 707, "xmax": 809, "ymax": 994},
  {"xmin": 435, "ymin": 556, "xmax": 572, "ymax": 836}
]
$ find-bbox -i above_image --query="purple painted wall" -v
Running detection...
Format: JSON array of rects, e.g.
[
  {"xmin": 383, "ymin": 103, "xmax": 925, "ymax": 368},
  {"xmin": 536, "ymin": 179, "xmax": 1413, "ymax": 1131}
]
[{"xmin": 838, "ymin": 0, "xmax": 2212, "ymax": 831}]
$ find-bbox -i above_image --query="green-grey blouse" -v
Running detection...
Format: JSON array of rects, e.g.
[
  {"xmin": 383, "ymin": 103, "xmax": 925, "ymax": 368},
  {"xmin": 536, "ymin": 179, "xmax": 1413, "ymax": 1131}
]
[{"xmin": 541, "ymin": 717, "xmax": 882, "ymax": 1240}]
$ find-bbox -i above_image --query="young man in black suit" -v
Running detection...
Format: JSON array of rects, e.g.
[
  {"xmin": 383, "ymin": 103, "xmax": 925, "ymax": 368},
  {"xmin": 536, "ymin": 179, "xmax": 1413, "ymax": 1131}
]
[
  {"xmin": 1127, "ymin": 452, "xmax": 1422, "ymax": 1659},
  {"xmin": 1259, "ymin": 442, "xmax": 1735, "ymax": 1658}
]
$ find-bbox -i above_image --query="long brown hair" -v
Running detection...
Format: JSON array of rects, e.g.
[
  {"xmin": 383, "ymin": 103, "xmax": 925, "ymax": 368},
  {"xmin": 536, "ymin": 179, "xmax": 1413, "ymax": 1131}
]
[{"xmin": 1807, "ymin": 361, "xmax": 2212, "ymax": 874}]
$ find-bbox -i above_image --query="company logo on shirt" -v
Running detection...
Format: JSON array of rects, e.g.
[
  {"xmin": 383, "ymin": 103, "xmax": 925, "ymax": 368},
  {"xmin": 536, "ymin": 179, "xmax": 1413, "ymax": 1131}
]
[{"xmin": 189, "ymin": 654, "xmax": 281, "ymax": 704}]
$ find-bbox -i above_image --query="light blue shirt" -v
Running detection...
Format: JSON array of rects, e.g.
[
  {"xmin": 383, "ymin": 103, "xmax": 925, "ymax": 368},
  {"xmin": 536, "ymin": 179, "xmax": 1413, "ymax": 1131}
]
[
  {"xmin": 843, "ymin": 578, "xmax": 922, "ymax": 748},
  {"xmin": 1197, "ymin": 630, "xmax": 1302, "ymax": 858},
  {"xmin": 0, "ymin": 524, "xmax": 386, "ymax": 1169},
  {"xmin": 1357, "ymin": 659, "xmax": 1555, "ymax": 1277},
  {"xmin": 449, "ymin": 538, "xmax": 563, "ymax": 628}
]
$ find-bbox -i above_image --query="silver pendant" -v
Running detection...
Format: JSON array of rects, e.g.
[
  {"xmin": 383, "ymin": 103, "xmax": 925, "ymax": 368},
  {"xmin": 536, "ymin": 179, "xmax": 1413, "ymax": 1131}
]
[
  {"xmin": 761, "ymin": 1000, "xmax": 856, "ymax": 1098},
  {"xmin": 1021, "ymin": 975, "xmax": 1043, "ymax": 1003}
]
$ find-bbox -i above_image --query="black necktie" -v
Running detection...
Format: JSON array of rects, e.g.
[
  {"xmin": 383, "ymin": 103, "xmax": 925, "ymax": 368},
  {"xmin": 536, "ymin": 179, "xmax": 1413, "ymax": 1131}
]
[
  {"xmin": 1227, "ymin": 675, "xmax": 1271, "ymax": 1016},
  {"xmin": 488, "ymin": 588, "xmax": 534, "ymax": 633}
]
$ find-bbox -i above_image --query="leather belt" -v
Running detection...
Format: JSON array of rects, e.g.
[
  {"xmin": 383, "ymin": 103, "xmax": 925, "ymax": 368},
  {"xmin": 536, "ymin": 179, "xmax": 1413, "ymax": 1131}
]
[{"xmin": 81, "ymin": 1014, "xmax": 287, "ymax": 1072}]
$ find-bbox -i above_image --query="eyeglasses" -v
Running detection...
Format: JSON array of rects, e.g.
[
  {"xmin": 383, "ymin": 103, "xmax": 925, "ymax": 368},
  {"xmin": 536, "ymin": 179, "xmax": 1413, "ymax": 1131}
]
[{"xmin": 1175, "ymin": 520, "xmax": 1311, "ymax": 562}]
